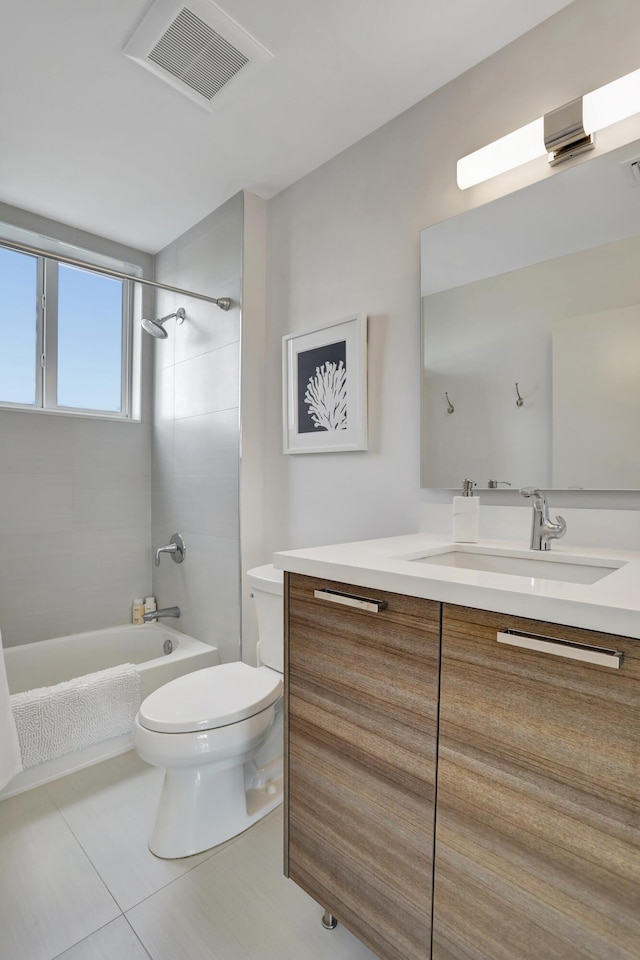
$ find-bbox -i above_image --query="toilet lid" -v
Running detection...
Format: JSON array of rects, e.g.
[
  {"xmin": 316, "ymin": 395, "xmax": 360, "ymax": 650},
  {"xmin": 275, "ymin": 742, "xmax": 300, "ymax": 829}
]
[{"xmin": 138, "ymin": 662, "xmax": 282, "ymax": 733}]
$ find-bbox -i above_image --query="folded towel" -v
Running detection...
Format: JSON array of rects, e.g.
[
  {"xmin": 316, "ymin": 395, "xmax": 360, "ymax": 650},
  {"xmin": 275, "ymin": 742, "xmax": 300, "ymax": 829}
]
[{"xmin": 11, "ymin": 663, "xmax": 141, "ymax": 769}]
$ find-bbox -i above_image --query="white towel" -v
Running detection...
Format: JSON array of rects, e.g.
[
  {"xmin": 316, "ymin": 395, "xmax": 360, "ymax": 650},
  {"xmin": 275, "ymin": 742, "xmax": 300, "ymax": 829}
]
[
  {"xmin": 0, "ymin": 629, "xmax": 23, "ymax": 789},
  {"xmin": 11, "ymin": 663, "xmax": 141, "ymax": 769}
]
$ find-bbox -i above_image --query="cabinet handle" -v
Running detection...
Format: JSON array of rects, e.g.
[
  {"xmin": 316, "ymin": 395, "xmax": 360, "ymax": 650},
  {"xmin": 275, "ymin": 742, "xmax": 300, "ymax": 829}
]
[
  {"xmin": 313, "ymin": 589, "xmax": 388, "ymax": 613},
  {"xmin": 497, "ymin": 629, "xmax": 623, "ymax": 669}
]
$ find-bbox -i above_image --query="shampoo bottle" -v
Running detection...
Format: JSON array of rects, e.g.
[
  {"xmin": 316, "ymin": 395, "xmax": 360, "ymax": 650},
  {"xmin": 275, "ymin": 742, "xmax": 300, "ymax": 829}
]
[
  {"xmin": 144, "ymin": 596, "xmax": 157, "ymax": 617},
  {"xmin": 132, "ymin": 598, "xmax": 145, "ymax": 625},
  {"xmin": 452, "ymin": 478, "xmax": 479, "ymax": 543}
]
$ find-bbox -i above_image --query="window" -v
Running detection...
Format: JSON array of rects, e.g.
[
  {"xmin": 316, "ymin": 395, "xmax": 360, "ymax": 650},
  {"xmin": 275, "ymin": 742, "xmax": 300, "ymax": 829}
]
[{"xmin": 0, "ymin": 243, "xmax": 133, "ymax": 417}]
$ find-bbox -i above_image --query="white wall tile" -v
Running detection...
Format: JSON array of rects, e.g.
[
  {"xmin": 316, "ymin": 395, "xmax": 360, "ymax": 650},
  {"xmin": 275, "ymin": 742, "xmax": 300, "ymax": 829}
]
[
  {"xmin": 173, "ymin": 409, "xmax": 240, "ymax": 478},
  {"xmin": 0, "ymin": 410, "xmax": 73, "ymax": 474},
  {"xmin": 72, "ymin": 482, "xmax": 151, "ymax": 532},
  {"xmin": 151, "ymin": 475, "xmax": 238, "ymax": 540},
  {"xmin": 173, "ymin": 344, "xmax": 240, "ymax": 420},
  {"xmin": 0, "ymin": 474, "xmax": 73, "ymax": 534},
  {"xmin": 153, "ymin": 197, "xmax": 243, "ymax": 660},
  {"xmin": 174, "ymin": 195, "xmax": 243, "ymax": 295},
  {"xmin": 72, "ymin": 421, "xmax": 151, "ymax": 478},
  {"xmin": 0, "ymin": 533, "xmax": 73, "ymax": 644},
  {"xmin": 71, "ymin": 529, "xmax": 151, "ymax": 620},
  {"xmin": 173, "ymin": 287, "xmax": 241, "ymax": 366},
  {"xmin": 0, "ymin": 603, "xmax": 76, "ymax": 648}
]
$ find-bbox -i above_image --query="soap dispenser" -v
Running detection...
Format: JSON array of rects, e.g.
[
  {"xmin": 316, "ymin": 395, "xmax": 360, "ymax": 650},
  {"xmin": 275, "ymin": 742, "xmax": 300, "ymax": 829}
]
[{"xmin": 452, "ymin": 478, "xmax": 479, "ymax": 543}]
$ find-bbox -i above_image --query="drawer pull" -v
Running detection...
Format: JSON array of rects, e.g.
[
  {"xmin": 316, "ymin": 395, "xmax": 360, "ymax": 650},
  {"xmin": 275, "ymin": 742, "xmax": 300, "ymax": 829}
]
[
  {"xmin": 497, "ymin": 629, "xmax": 623, "ymax": 669},
  {"xmin": 313, "ymin": 589, "xmax": 388, "ymax": 613}
]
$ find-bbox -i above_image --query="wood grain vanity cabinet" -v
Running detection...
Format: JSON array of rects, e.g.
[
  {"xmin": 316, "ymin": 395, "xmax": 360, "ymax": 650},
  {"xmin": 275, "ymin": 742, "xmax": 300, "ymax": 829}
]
[
  {"xmin": 284, "ymin": 575, "xmax": 640, "ymax": 960},
  {"xmin": 433, "ymin": 604, "xmax": 640, "ymax": 960},
  {"xmin": 284, "ymin": 573, "xmax": 441, "ymax": 960}
]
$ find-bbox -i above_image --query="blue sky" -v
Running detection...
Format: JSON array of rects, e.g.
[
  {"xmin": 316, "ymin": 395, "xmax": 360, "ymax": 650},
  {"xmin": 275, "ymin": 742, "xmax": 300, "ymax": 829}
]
[{"xmin": 1, "ymin": 247, "xmax": 123, "ymax": 412}]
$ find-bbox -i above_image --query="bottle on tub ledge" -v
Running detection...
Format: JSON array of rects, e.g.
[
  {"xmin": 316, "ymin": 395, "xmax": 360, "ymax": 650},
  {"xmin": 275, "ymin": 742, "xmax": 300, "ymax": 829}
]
[
  {"xmin": 452, "ymin": 478, "xmax": 479, "ymax": 543},
  {"xmin": 132, "ymin": 598, "xmax": 145, "ymax": 625},
  {"xmin": 144, "ymin": 596, "xmax": 157, "ymax": 619}
]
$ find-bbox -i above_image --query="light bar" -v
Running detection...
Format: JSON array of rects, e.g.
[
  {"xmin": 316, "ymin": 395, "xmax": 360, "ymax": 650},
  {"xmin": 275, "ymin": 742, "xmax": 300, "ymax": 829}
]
[
  {"xmin": 583, "ymin": 66, "xmax": 640, "ymax": 134},
  {"xmin": 457, "ymin": 118, "xmax": 546, "ymax": 190},
  {"xmin": 457, "ymin": 67, "xmax": 640, "ymax": 190}
]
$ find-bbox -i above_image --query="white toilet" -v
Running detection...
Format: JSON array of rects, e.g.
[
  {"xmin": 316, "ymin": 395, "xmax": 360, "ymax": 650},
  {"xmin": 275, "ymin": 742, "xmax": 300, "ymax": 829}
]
[{"xmin": 133, "ymin": 564, "xmax": 284, "ymax": 859}]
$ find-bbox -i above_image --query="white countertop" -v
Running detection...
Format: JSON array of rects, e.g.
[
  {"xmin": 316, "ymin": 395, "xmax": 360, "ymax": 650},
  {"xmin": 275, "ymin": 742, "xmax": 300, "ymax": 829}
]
[{"xmin": 274, "ymin": 533, "xmax": 640, "ymax": 640}]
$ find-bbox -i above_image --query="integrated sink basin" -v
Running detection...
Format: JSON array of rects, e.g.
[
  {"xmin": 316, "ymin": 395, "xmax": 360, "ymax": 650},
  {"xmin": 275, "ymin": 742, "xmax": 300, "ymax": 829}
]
[{"xmin": 409, "ymin": 548, "xmax": 622, "ymax": 584}]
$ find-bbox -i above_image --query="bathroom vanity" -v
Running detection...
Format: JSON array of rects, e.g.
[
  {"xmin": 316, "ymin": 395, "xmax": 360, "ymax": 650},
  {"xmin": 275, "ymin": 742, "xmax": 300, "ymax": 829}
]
[{"xmin": 276, "ymin": 535, "xmax": 640, "ymax": 960}]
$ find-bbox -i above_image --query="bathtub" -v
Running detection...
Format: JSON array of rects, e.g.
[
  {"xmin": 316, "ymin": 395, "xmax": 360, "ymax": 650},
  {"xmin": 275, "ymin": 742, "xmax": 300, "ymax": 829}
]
[{"xmin": 1, "ymin": 623, "xmax": 220, "ymax": 799}]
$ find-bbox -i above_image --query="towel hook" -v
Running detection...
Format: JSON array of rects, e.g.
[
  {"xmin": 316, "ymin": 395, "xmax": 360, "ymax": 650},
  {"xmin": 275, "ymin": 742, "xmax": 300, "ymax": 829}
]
[
  {"xmin": 515, "ymin": 383, "xmax": 524, "ymax": 407},
  {"xmin": 444, "ymin": 392, "xmax": 455, "ymax": 414}
]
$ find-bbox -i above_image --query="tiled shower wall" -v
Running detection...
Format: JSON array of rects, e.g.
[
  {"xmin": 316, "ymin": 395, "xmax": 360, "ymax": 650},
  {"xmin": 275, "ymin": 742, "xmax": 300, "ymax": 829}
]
[
  {"xmin": 151, "ymin": 193, "xmax": 244, "ymax": 663},
  {"xmin": 0, "ymin": 412, "xmax": 152, "ymax": 647},
  {"xmin": 0, "ymin": 204, "xmax": 153, "ymax": 647}
]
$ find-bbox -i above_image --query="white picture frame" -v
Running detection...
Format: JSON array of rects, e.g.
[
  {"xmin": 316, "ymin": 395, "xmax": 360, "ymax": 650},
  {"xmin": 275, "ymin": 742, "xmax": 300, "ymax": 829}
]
[{"xmin": 282, "ymin": 314, "xmax": 368, "ymax": 454}]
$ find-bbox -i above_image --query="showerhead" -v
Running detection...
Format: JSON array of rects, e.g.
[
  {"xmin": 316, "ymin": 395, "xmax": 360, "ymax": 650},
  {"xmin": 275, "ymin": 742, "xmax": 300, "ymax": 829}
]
[
  {"xmin": 141, "ymin": 307, "xmax": 186, "ymax": 339},
  {"xmin": 141, "ymin": 317, "xmax": 168, "ymax": 339}
]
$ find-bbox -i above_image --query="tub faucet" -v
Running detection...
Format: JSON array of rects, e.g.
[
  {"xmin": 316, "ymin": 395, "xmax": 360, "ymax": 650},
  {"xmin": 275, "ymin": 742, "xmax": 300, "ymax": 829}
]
[
  {"xmin": 143, "ymin": 606, "xmax": 180, "ymax": 622},
  {"xmin": 520, "ymin": 488, "xmax": 566, "ymax": 551}
]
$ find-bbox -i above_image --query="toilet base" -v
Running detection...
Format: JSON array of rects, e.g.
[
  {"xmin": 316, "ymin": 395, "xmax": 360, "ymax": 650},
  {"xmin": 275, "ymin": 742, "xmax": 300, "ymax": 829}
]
[{"xmin": 148, "ymin": 758, "xmax": 283, "ymax": 859}]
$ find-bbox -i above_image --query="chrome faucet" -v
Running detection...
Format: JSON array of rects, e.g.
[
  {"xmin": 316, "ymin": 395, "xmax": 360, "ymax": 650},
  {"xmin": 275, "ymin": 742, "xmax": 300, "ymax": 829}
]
[
  {"xmin": 520, "ymin": 488, "xmax": 566, "ymax": 551},
  {"xmin": 154, "ymin": 533, "xmax": 186, "ymax": 567},
  {"xmin": 143, "ymin": 606, "xmax": 180, "ymax": 622}
]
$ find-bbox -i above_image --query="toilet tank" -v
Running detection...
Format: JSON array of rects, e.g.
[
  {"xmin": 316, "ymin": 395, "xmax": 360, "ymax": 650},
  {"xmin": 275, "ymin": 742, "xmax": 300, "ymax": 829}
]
[{"xmin": 246, "ymin": 565, "xmax": 283, "ymax": 673}]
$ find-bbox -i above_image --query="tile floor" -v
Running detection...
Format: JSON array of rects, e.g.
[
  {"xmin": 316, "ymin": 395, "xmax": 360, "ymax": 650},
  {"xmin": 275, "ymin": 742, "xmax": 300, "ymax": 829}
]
[{"xmin": 0, "ymin": 751, "xmax": 378, "ymax": 960}]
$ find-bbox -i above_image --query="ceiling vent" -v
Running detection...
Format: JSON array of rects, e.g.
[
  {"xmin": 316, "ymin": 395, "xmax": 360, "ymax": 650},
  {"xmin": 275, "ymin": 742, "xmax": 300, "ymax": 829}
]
[{"xmin": 123, "ymin": 0, "xmax": 273, "ymax": 111}]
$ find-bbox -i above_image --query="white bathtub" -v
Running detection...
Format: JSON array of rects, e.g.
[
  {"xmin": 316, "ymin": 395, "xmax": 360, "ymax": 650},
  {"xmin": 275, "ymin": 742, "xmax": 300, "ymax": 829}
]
[{"xmin": 1, "ymin": 623, "xmax": 220, "ymax": 799}]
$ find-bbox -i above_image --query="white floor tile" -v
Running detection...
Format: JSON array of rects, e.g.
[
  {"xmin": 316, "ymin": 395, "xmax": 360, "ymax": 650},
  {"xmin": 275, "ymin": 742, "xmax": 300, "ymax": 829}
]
[
  {"xmin": 0, "ymin": 787, "xmax": 120, "ymax": 960},
  {"xmin": 126, "ymin": 811, "xmax": 378, "ymax": 960},
  {"xmin": 46, "ymin": 752, "xmax": 214, "ymax": 912},
  {"xmin": 53, "ymin": 917, "xmax": 150, "ymax": 960}
]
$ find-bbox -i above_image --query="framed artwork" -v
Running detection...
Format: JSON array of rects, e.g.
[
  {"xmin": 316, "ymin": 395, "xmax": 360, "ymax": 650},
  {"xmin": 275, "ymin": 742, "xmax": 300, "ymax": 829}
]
[{"xmin": 282, "ymin": 314, "xmax": 368, "ymax": 454}]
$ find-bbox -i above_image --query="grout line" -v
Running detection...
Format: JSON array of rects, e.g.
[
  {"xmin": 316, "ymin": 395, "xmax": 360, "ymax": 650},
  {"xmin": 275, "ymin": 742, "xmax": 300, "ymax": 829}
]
[
  {"xmin": 122, "ymin": 810, "xmax": 283, "ymax": 916},
  {"xmin": 49, "ymin": 918, "xmax": 125, "ymax": 960},
  {"xmin": 45, "ymin": 784, "xmax": 124, "ymax": 919},
  {"xmin": 123, "ymin": 915, "xmax": 156, "ymax": 960}
]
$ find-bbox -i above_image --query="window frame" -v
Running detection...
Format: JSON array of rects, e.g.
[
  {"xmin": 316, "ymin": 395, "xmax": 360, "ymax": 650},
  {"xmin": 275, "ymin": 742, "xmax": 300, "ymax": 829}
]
[{"xmin": 0, "ymin": 242, "xmax": 135, "ymax": 420}]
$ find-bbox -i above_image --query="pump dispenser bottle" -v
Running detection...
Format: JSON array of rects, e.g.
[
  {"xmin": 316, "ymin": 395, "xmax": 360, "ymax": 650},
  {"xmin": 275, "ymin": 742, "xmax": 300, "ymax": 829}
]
[{"xmin": 452, "ymin": 478, "xmax": 479, "ymax": 543}]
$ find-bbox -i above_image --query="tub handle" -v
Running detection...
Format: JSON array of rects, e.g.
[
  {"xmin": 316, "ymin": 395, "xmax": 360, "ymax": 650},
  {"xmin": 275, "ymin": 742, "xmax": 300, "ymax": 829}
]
[{"xmin": 154, "ymin": 533, "xmax": 186, "ymax": 567}]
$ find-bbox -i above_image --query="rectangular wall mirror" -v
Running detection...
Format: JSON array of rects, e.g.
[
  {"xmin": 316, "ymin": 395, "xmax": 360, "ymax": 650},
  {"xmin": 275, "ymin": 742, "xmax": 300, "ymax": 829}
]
[{"xmin": 420, "ymin": 137, "xmax": 640, "ymax": 491}]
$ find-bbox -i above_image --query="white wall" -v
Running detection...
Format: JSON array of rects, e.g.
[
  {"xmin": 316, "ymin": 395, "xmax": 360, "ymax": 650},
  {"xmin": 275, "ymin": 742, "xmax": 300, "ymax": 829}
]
[
  {"xmin": 0, "ymin": 204, "xmax": 154, "ymax": 646},
  {"xmin": 263, "ymin": 0, "xmax": 640, "ymax": 556}
]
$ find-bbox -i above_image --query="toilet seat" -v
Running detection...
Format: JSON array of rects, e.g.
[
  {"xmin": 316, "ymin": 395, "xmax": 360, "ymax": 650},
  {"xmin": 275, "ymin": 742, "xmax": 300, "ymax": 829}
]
[{"xmin": 138, "ymin": 662, "xmax": 282, "ymax": 734}]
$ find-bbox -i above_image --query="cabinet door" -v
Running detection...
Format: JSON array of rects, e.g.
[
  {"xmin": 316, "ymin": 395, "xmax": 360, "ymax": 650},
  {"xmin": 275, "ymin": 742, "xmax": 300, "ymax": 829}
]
[
  {"xmin": 433, "ymin": 605, "xmax": 640, "ymax": 960},
  {"xmin": 285, "ymin": 573, "xmax": 440, "ymax": 960}
]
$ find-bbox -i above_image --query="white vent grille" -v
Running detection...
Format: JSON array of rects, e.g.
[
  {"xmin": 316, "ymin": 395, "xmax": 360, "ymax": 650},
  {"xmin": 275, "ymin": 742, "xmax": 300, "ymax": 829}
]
[
  {"xmin": 123, "ymin": 0, "xmax": 273, "ymax": 111},
  {"xmin": 148, "ymin": 7, "xmax": 248, "ymax": 101}
]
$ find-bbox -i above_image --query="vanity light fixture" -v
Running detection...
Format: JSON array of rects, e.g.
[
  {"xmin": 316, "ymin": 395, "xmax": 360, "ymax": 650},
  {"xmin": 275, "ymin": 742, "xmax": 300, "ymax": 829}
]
[{"xmin": 457, "ymin": 66, "xmax": 640, "ymax": 189}]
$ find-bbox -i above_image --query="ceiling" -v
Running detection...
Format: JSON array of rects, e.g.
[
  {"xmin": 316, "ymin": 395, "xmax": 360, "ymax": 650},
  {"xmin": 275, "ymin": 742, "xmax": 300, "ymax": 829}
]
[{"xmin": 0, "ymin": 0, "xmax": 574, "ymax": 253}]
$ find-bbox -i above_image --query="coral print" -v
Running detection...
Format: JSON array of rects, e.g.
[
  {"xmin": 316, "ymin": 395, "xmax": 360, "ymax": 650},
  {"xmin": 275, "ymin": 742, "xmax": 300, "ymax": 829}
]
[
  {"xmin": 304, "ymin": 360, "xmax": 347, "ymax": 431},
  {"xmin": 283, "ymin": 315, "xmax": 366, "ymax": 453}
]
